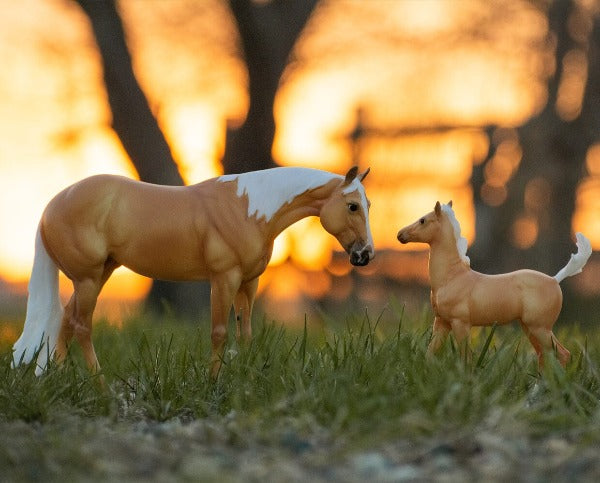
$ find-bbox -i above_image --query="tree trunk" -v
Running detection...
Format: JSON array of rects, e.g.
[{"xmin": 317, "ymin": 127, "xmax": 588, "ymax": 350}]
[
  {"xmin": 470, "ymin": 0, "xmax": 596, "ymax": 281},
  {"xmin": 223, "ymin": 0, "xmax": 318, "ymax": 173},
  {"xmin": 76, "ymin": 0, "xmax": 210, "ymax": 319}
]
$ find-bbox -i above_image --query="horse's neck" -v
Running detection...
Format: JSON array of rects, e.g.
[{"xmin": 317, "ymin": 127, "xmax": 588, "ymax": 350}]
[
  {"xmin": 219, "ymin": 168, "xmax": 341, "ymax": 240},
  {"xmin": 428, "ymin": 234, "xmax": 468, "ymax": 290},
  {"xmin": 266, "ymin": 177, "xmax": 340, "ymax": 239}
]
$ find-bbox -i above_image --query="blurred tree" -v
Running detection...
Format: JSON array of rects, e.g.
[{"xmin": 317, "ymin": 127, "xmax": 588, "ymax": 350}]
[
  {"xmin": 471, "ymin": 0, "xmax": 599, "ymax": 282},
  {"xmin": 75, "ymin": 0, "xmax": 182, "ymax": 186},
  {"xmin": 74, "ymin": 0, "xmax": 320, "ymax": 317},
  {"xmin": 223, "ymin": 0, "xmax": 319, "ymax": 173},
  {"xmin": 75, "ymin": 0, "xmax": 209, "ymax": 319}
]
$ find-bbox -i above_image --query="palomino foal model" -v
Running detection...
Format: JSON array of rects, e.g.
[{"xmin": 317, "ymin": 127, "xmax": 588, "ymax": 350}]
[
  {"xmin": 397, "ymin": 201, "xmax": 592, "ymax": 368},
  {"xmin": 13, "ymin": 166, "xmax": 374, "ymax": 377}
]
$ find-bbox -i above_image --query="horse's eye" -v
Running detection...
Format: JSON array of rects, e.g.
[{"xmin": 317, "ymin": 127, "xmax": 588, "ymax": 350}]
[
  {"xmin": 348, "ymin": 203, "xmax": 359, "ymax": 212},
  {"xmin": 419, "ymin": 218, "xmax": 425, "ymax": 224}
]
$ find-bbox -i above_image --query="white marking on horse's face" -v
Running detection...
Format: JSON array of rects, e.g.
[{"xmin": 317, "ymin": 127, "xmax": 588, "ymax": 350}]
[
  {"xmin": 218, "ymin": 168, "xmax": 341, "ymax": 221},
  {"xmin": 342, "ymin": 179, "xmax": 374, "ymax": 261},
  {"xmin": 440, "ymin": 204, "xmax": 470, "ymax": 265}
]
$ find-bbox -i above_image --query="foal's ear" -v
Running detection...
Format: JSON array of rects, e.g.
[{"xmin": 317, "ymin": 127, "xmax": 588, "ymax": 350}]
[
  {"xmin": 344, "ymin": 166, "xmax": 359, "ymax": 185},
  {"xmin": 434, "ymin": 201, "xmax": 442, "ymax": 218},
  {"xmin": 447, "ymin": 200, "xmax": 453, "ymax": 207},
  {"xmin": 358, "ymin": 167, "xmax": 370, "ymax": 182}
]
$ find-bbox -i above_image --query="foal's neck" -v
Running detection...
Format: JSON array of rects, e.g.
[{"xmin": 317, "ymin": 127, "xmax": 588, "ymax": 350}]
[{"xmin": 428, "ymin": 232, "xmax": 468, "ymax": 290}]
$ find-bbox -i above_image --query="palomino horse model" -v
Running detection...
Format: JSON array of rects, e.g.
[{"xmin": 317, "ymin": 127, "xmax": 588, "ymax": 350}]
[
  {"xmin": 397, "ymin": 201, "xmax": 592, "ymax": 368},
  {"xmin": 13, "ymin": 166, "xmax": 374, "ymax": 377}
]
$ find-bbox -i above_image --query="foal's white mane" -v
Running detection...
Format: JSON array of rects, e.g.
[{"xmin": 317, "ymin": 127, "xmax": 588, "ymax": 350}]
[
  {"xmin": 440, "ymin": 204, "xmax": 470, "ymax": 266},
  {"xmin": 219, "ymin": 167, "xmax": 359, "ymax": 222}
]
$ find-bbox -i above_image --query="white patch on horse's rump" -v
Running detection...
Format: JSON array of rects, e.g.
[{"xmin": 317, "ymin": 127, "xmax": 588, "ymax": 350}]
[
  {"xmin": 218, "ymin": 167, "xmax": 342, "ymax": 221},
  {"xmin": 441, "ymin": 204, "xmax": 470, "ymax": 266}
]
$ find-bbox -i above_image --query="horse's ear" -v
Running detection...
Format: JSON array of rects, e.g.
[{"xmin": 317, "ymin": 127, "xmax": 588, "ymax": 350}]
[
  {"xmin": 435, "ymin": 201, "xmax": 442, "ymax": 218},
  {"xmin": 358, "ymin": 167, "xmax": 370, "ymax": 182},
  {"xmin": 344, "ymin": 166, "xmax": 359, "ymax": 185},
  {"xmin": 448, "ymin": 200, "xmax": 453, "ymax": 207}
]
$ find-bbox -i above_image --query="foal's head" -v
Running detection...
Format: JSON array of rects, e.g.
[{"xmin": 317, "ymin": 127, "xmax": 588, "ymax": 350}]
[
  {"xmin": 319, "ymin": 167, "xmax": 374, "ymax": 266},
  {"xmin": 397, "ymin": 200, "xmax": 470, "ymax": 264},
  {"xmin": 397, "ymin": 201, "xmax": 450, "ymax": 245}
]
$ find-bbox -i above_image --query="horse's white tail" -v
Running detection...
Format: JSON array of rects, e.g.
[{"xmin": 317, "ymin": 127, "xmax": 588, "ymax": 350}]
[
  {"xmin": 554, "ymin": 232, "xmax": 593, "ymax": 283},
  {"xmin": 12, "ymin": 225, "xmax": 63, "ymax": 375}
]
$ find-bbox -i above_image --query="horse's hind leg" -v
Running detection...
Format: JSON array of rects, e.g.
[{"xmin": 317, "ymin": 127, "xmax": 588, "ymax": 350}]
[
  {"xmin": 57, "ymin": 260, "xmax": 118, "ymax": 372},
  {"xmin": 67, "ymin": 277, "xmax": 103, "ymax": 372},
  {"xmin": 55, "ymin": 295, "xmax": 76, "ymax": 364}
]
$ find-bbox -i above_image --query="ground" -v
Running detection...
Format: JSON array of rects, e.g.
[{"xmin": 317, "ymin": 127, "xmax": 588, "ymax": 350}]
[
  {"xmin": 2, "ymin": 415, "xmax": 600, "ymax": 482},
  {"xmin": 1, "ymin": 315, "xmax": 600, "ymax": 481}
]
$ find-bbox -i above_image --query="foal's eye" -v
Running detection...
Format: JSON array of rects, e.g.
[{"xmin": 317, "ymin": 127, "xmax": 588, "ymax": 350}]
[
  {"xmin": 419, "ymin": 218, "xmax": 425, "ymax": 224},
  {"xmin": 348, "ymin": 202, "xmax": 359, "ymax": 212}
]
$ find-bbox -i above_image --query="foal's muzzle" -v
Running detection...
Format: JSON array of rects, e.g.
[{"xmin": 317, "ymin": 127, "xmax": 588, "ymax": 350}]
[
  {"xmin": 397, "ymin": 230, "xmax": 409, "ymax": 244},
  {"xmin": 349, "ymin": 242, "xmax": 373, "ymax": 266}
]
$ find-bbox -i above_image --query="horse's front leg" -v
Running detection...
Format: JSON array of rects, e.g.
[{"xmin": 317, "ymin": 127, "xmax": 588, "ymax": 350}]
[
  {"xmin": 234, "ymin": 278, "xmax": 259, "ymax": 343},
  {"xmin": 427, "ymin": 316, "xmax": 451, "ymax": 358},
  {"xmin": 450, "ymin": 318, "xmax": 471, "ymax": 362},
  {"xmin": 209, "ymin": 269, "xmax": 242, "ymax": 379}
]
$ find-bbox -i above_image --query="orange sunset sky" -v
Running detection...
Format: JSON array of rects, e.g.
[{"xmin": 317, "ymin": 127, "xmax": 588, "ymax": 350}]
[{"xmin": 1, "ymin": 0, "xmax": 598, "ymax": 310}]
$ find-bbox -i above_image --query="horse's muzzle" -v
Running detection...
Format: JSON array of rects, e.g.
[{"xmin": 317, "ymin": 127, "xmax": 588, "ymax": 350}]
[{"xmin": 349, "ymin": 243, "xmax": 373, "ymax": 266}]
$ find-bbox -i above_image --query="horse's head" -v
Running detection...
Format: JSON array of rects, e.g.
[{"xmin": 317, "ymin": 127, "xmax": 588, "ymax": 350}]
[
  {"xmin": 397, "ymin": 201, "xmax": 449, "ymax": 245},
  {"xmin": 319, "ymin": 166, "xmax": 374, "ymax": 266}
]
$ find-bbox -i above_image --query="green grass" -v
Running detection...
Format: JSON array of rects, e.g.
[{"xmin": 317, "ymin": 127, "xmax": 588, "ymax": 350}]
[
  {"xmin": 3, "ymin": 306, "xmax": 600, "ymax": 481},
  {"xmin": 1, "ymin": 305, "xmax": 600, "ymax": 444}
]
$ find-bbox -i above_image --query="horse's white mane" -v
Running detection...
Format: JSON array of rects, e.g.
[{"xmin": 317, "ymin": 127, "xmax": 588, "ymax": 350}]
[
  {"xmin": 218, "ymin": 167, "xmax": 349, "ymax": 221},
  {"xmin": 441, "ymin": 204, "xmax": 470, "ymax": 266}
]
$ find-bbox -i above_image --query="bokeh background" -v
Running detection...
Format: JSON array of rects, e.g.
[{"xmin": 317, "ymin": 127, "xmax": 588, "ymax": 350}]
[{"xmin": 1, "ymin": 0, "xmax": 599, "ymax": 330}]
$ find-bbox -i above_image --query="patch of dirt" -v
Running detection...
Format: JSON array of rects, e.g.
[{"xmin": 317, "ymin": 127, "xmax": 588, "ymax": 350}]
[{"xmin": 1, "ymin": 417, "xmax": 600, "ymax": 482}]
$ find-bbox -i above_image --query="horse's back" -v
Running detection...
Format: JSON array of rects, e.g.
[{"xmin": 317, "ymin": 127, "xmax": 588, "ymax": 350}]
[
  {"xmin": 42, "ymin": 175, "xmax": 194, "ymax": 271},
  {"xmin": 39, "ymin": 175, "xmax": 132, "ymax": 274},
  {"xmin": 513, "ymin": 269, "xmax": 563, "ymax": 319},
  {"xmin": 43, "ymin": 174, "xmax": 195, "ymax": 228},
  {"xmin": 434, "ymin": 269, "xmax": 559, "ymax": 326},
  {"xmin": 38, "ymin": 174, "xmax": 273, "ymax": 281},
  {"xmin": 470, "ymin": 269, "xmax": 561, "ymax": 324},
  {"xmin": 44, "ymin": 174, "xmax": 128, "ymax": 215},
  {"xmin": 42, "ymin": 175, "xmax": 137, "ymax": 237}
]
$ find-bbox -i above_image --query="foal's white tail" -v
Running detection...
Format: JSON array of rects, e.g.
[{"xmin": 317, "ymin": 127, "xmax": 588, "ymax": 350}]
[
  {"xmin": 12, "ymin": 225, "xmax": 63, "ymax": 375},
  {"xmin": 554, "ymin": 232, "xmax": 593, "ymax": 283}
]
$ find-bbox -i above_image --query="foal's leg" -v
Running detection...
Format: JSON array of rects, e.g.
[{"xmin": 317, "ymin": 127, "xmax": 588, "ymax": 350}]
[
  {"xmin": 450, "ymin": 318, "xmax": 471, "ymax": 362},
  {"xmin": 427, "ymin": 316, "xmax": 451, "ymax": 357},
  {"xmin": 234, "ymin": 278, "xmax": 259, "ymax": 342},
  {"xmin": 522, "ymin": 323, "xmax": 570, "ymax": 368},
  {"xmin": 210, "ymin": 269, "xmax": 242, "ymax": 379},
  {"xmin": 551, "ymin": 333, "xmax": 571, "ymax": 366}
]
